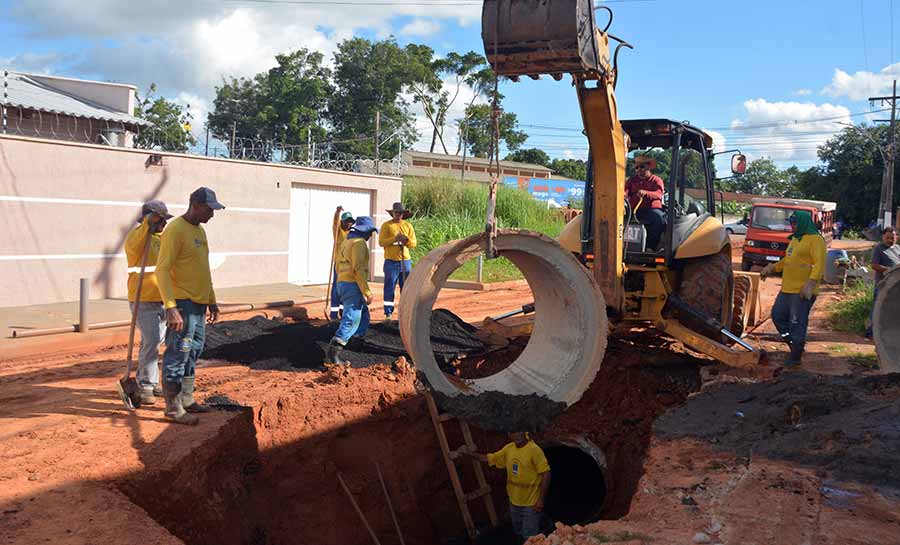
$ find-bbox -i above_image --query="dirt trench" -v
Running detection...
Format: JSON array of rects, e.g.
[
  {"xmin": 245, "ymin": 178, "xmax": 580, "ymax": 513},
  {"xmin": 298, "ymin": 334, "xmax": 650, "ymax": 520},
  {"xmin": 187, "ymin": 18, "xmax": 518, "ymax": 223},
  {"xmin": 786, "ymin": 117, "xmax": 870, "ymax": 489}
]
[{"xmin": 112, "ymin": 319, "xmax": 706, "ymax": 545}]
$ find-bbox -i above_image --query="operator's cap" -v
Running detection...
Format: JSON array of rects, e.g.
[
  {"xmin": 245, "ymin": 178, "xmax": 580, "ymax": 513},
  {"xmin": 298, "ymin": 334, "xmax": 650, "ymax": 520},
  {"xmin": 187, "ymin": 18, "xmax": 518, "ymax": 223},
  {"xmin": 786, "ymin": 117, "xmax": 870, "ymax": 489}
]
[
  {"xmin": 189, "ymin": 187, "xmax": 225, "ymax": 210},
  {"xmin": 340, "ymin": 211, "xmax": 355, "ymax": 222},
  {"xmin": 141, "ymin": 199, "xmax": 174, "ymax": 219}
]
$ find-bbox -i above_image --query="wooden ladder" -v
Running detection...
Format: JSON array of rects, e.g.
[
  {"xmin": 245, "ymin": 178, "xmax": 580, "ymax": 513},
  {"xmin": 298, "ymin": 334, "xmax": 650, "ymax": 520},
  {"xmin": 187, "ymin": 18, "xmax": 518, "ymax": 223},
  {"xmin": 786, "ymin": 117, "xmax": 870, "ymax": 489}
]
[{"xmin": 423, "ymin": 391, "xmax": 498, "ymax": 540}]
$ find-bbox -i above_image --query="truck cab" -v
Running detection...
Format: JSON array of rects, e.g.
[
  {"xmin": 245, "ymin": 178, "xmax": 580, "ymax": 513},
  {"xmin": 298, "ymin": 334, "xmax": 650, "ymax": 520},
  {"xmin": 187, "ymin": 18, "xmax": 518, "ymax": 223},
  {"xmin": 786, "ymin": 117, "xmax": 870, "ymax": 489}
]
[{"xmin": 741, "ymin": 198, "xmax": 837, "ymax": 271}]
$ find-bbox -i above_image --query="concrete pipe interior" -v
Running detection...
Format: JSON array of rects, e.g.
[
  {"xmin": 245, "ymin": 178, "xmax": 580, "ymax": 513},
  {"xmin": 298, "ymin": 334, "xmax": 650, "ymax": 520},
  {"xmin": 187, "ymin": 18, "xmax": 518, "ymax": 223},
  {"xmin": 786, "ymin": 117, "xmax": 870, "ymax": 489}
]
[
  {"xmin": 399, "ymin": 229, "xmax": 608, "ymax": 405},
  {"xmin": 543, "ymin": 437, "xmax": 610, "ymax": 525},
  {"xmin": 874, "ymin": 269, "xmax": 900, "ymax": 372}
]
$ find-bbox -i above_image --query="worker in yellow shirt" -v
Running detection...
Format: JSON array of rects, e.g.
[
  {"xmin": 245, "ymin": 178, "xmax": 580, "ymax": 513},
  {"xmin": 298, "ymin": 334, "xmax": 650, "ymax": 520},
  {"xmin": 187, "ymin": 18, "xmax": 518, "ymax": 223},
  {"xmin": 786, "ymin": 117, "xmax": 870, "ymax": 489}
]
[
  {"xmin": 378, "ymin": 202, "xmax": 417, "ymax": 320},
  {"xmin": 124, "ymin": 200, "xmax": 173, "ymax": 406},
  {"xmin": 326, "ymin": 216, "xmax": 378, "ymax": 364},
  {"xmin": 760, "ymin": 210, "xmax": 826, "ymax": 367},
  {"xmin": 156, "ymin": 187, "xmax": 225, "ymax": 425},
  {"xmin": 465, "ymin": 431, "xmax": 551, "ymax": 542},
  {"xmin": 330, "ymin": 206, "xmax": 356, "ymax": 320}
]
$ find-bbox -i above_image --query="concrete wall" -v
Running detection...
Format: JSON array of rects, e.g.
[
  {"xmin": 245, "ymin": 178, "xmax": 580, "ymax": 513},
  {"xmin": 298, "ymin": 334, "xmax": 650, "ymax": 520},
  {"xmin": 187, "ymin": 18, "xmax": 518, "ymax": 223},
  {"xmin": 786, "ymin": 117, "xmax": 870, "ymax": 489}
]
[{"xmin": 0, "ymin": 135, "xmax": 401, "ymax": 308}]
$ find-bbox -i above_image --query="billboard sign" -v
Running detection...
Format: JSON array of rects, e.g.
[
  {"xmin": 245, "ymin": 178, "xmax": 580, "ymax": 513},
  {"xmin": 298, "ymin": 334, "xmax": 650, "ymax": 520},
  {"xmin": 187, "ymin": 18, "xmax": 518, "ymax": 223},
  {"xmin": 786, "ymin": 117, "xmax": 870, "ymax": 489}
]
[{"xmin": 503, "ymin": 175, "xmax": 585, "ymax": 206}]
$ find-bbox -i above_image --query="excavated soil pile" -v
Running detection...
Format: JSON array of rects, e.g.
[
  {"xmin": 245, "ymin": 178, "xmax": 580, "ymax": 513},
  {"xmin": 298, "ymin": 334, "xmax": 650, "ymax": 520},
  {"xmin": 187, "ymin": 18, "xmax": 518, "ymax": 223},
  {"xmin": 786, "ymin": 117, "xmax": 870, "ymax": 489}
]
[
  {"xmin": 201, "ymin": 311, "xmax": 486, "ymax": 370},
  {"xmin": 655, "ymin": 371, "xmax": 900, "ymax": 486}
]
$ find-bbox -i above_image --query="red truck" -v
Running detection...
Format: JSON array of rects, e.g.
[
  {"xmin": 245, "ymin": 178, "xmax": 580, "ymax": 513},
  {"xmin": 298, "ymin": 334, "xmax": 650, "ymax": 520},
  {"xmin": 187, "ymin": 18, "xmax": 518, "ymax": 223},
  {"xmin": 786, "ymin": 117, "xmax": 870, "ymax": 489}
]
[{"xmin": 741, "ymin": 198, "xmax": 837, "ymax": 271}]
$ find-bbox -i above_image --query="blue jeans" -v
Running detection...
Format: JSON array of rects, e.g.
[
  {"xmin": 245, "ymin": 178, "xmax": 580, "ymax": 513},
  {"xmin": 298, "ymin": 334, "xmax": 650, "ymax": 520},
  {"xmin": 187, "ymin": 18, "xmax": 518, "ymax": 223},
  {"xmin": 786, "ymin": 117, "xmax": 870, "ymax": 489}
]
[
  {"xmin": 330, "ymin": 268, "xmax": 342, "ymax": 320},
  {"xmin": 162, "ymin": 299, "xmax": 207, "ymax": 385},
  {"xmin": 771, "ymin": 292, "xmax": 816, "ymax": 347},
  {"xmin": 333, "ymin": 282, "xmax": 370, "ymax": 344},
  {"xmin": 383, "ymin": 259, "xmax": 412, "ymax": 316},
  {"xmin": 636, "ymin": 207, "xmax": 665, "ymax": 250},
  {"xmin": 509, "ymin": 504, "xmax": 542, "ymax": 539},
  {"xmin": 130, "ymin": 301, "xmax": 166, "ymax": 388}
]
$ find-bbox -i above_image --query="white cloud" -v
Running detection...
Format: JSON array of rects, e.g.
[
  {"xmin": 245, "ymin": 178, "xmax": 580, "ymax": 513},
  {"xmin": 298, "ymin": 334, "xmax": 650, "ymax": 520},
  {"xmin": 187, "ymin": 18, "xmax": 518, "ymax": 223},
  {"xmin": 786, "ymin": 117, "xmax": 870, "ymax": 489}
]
[
  {"xmin": 400, "ymin": 18, "xmax": 442, "ymax": 37},
  {"xmin": 822, "ymin": 63, "xmax": 900, "ymax": 101},
  {"xmin": 727, "ymin": 98, "xmax": 850, "ymax": 163},
  {"xmin": 793, "ymin": 88, "xmax": 812, "ymax": 96}
]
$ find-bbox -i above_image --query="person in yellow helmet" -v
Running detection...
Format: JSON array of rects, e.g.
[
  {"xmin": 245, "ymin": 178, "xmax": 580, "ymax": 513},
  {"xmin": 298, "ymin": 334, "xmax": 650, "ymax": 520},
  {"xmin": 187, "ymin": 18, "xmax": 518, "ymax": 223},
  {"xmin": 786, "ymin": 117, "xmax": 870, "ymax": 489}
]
[
  {"xmin": 330, "ymin": 206, "xmax": 355, "ymax": 320},
  {"xmin": 326, "ymin": 216, "xmax": 379, "ymax": 365},
  {"xmin": 760, "ymin": 210, "xmax": 826, "ymax": 367},
  {"xmin": 124, "ymin": 200, "xmax": 173, "ymax": 406},
  {"xmin": 378, "ymin": 202, "xmax": 416, "ymax": 320}
]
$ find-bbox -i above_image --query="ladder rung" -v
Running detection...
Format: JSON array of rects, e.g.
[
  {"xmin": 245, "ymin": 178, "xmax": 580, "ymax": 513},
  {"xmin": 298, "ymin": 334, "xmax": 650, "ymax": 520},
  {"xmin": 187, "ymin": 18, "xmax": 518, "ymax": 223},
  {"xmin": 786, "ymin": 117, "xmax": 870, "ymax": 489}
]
[
  {"xmin": 449, "ymin": 448, "xmax": 464, "ymax": 460},
  {"xmin": 438, "ymin": 413, "xmax": 455, "ymax": 422},
  {"xmin": 464, "ymin": 486, "xmax": 492, "ymax": 502}
]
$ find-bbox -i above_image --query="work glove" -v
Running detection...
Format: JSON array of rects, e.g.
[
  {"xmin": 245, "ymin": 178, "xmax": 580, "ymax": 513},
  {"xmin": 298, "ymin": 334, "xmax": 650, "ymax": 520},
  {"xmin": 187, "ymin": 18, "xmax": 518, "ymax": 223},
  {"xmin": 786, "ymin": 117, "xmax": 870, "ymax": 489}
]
[
  {"xmin": 760, "ymin": 263, "xmax": 776, "ymax": 278},
  {"xmin": 800, "ymin": 280, "xmax": 817, "ymax": 300}
]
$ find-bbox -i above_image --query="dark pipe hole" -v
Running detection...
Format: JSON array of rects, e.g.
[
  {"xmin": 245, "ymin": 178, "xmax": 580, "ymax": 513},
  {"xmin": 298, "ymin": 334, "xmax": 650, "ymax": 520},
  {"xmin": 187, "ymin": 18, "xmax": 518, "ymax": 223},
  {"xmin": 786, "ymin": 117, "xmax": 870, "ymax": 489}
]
[{"xmin": 544, "ymin": 445, "xmax": 606, "ymax": 525}]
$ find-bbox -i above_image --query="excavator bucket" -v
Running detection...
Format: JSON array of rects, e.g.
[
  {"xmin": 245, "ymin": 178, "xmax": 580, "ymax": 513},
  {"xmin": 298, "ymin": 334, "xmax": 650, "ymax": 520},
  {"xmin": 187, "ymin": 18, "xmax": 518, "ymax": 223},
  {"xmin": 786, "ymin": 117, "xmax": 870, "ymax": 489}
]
[{"xmin": 482, "ymin": 0, "xmax": 604, "ymax": 79}]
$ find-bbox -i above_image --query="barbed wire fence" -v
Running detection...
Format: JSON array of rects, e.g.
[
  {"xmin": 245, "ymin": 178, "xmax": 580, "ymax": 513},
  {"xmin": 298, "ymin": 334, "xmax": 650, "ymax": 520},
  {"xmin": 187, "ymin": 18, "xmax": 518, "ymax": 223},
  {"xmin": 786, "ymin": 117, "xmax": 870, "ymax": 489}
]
[{"xmin": 1, "ymin": 104, "xmax": 410, "ymax": 176}]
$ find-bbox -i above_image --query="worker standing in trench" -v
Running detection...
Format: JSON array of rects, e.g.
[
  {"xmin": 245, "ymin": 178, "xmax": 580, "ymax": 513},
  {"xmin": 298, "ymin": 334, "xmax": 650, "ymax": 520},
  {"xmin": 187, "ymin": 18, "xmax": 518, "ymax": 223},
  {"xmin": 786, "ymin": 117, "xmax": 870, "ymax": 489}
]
[
  {"xmin": 379, "ymin": 202, "xmax": 416, "ymax": 321},
  {"xmin": 464, "ymin": 432, "xmax": 551, "ymax": 542},
  {"xmin": 330, "ymin": 206, "xmax": 356, "ymax": 320},
  {"xmin": 124, "ymin": 200, "xmax": 173, "ymax": 406},
  {"xmin": 326, "ymin": 216, "xmax": 379, "ymax": 364},
  {"xmin": 156, "ymin": 187, "xmax": 225, "ymax": 425},
  {"xmin": 760, "ymin": 210, "xmax": 826, "ymax": 367}
]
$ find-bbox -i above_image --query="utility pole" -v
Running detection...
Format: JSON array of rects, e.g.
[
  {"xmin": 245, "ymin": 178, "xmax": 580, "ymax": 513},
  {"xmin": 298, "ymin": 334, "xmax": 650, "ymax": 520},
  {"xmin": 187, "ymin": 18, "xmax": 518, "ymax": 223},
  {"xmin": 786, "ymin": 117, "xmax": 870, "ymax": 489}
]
[
  {"xmin": 204, "ymin": 125, "xmax": 210, "ymax": 156},
  {"xmin": 230, "ymin": 121, "xmax": 237, "ymax": 160},
  {"xmin": 2, "ymin": 70, "xmax": 8, "ymax": 135},
  {"xmin": 869, "ymin": 79, "xmax": 899, "ymax": 228},
  {"xmin": 375, "ymin": 110, "xmax": 381, "ymax": 175},
  {"xmin": 460, "ymin": 120, "xmax": 469, "ymax": 182}
]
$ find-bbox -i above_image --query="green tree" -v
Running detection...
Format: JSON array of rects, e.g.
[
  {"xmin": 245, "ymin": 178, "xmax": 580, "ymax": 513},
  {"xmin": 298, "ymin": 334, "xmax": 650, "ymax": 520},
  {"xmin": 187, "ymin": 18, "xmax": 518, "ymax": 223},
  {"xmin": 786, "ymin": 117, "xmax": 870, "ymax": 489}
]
[
  {"xmin": 505, "ymin": 147, "xmax": 550, "ymax": 166},
  {"xmin": 407, "ymin": 48, "xmax": 488, "ymax": 154},
  {"xmin": 134, "ymin": 84, "xmax": 197, "ymax": 152},
  {"xmin": 455, "ymin": 66, "xmax": 500, "ymax": 155},
  {"xmin": 207, "ymin": 49, "xmax": 332, "ymax": 160},
  {"xmin": 726, "ymin": 158, "xmax": 796, "ymax": 196},
  {"xmin": 795, "ymin": 125, "xmax": 896, "ymax": 226},
  {"xmin": 458, "ymin": 103, "xmax": 527, "ymax": 158},
  {"xmin": 329, "ymin": 37, "xmax": 419, "ymax": 156},
  {"xmin": 549, "ymin": 158, "xmax": 587, "ymax": 180}
]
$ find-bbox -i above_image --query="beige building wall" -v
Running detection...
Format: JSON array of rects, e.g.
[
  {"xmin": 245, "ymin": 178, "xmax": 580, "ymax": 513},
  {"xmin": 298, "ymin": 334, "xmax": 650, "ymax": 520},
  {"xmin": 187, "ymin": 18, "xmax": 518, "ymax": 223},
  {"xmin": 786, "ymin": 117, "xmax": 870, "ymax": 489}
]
[{"xmin": 0, "ymin": 135, "xmax": 401, "ymax": 308}]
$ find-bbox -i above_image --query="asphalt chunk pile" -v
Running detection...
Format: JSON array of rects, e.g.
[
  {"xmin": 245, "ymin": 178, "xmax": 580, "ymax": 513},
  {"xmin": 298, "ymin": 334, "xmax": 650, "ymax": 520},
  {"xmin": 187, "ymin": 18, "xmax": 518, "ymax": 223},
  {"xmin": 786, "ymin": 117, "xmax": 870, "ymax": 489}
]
[
  {"xmin": 201, "ymin": 310, "xmax": 486, "ymax": 370},
  {"xmin": 655, "ymin": 371, "xmax": 900, "ymax": 487}
]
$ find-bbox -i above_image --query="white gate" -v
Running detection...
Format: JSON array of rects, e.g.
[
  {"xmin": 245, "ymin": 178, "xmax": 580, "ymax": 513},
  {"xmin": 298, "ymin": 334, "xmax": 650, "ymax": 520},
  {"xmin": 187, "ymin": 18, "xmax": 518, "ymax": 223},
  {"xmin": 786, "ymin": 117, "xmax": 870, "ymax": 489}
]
[{"xmin": 288, "ymin": 185, "xmax": 372, "ymax": 285}]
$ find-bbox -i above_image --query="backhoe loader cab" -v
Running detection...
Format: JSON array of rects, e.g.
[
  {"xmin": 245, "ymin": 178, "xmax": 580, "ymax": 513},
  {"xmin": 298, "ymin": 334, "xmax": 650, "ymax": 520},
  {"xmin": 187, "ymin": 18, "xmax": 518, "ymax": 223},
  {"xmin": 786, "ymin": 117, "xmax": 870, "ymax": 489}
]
[{"xmin": 611, "ymin": 119, "xmax": 720, "ymax": 268}]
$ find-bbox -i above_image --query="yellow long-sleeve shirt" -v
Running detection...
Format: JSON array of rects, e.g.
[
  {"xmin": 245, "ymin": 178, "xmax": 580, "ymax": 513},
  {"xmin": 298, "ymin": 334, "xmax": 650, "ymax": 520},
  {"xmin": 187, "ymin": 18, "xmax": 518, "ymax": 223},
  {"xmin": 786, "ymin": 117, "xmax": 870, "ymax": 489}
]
[
  {"xmin": 774, "ymin": 233, "xmax": 827, "ymax": 294},
  {"xmin": 125, "ymin": 217, "xmax": 163, "ymax": 303},
  {"xmin": 378, "ymin": 220, "xmax": 417, "ymax": 261},
  {"xmin": 156, "ymin": 217, "xmax": 216, "ymax": 309},
  {"xmin": 336, "ymin": 237, "xmax": 371, "ymax": 298}
]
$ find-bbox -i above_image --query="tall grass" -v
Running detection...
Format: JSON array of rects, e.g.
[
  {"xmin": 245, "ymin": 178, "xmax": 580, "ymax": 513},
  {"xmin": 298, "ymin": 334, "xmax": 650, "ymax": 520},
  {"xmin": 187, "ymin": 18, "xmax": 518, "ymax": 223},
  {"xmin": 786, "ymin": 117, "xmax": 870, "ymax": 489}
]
[
  {"xmin": 828, "ymin": 282, "xmax": 874, "ymax": 335},
  {"xmin": 401, "ymin": 177, "xmax": 566, "ymax": 281}
]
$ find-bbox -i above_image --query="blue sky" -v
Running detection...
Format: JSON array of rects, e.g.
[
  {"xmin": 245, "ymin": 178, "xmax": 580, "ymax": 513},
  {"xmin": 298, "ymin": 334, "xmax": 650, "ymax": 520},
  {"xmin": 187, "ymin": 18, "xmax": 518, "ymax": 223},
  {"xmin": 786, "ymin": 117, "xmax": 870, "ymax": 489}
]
[{"xmin": 3, "ymin": 0, "xmax": 900, "ymax": 169}]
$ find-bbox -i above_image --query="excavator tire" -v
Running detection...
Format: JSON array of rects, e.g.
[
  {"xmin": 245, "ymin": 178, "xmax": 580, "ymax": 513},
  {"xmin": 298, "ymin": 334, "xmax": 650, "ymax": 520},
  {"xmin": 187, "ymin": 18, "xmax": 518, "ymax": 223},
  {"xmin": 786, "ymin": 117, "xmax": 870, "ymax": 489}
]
[
  {"xmin": 728, "ymin": 274, "xmax": 752, "ymax": 341},
  {"xmin": 676, "ymin": 248, "xmax": 734, "ymax": 343}
]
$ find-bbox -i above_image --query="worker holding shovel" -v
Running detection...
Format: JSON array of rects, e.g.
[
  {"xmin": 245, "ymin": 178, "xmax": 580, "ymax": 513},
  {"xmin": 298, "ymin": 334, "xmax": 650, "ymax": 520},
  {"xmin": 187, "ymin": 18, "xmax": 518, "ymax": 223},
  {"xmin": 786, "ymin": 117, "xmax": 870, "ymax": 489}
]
[
  {"xmin": 156, "ymin": 187, "xmax": 225, "ymax": 425},
  {"xmin": 326, "ymin": 216, "xmax": 378, "ymax": 365},
  {"xmin": 379, "ymin": 202, "xmax": 416, "ymax": 321},
  {"xmin": 329, "ymin": 206, "xmax": 356, "ymax": 320},
  {"xmin": 124, "ymin": 200, "xmax": 173, "ymax": 406}
]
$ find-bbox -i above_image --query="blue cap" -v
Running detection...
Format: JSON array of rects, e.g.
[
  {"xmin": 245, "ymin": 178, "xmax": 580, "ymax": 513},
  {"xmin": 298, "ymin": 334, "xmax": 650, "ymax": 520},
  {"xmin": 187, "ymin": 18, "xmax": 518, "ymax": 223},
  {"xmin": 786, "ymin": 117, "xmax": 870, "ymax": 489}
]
[
  {"xmin": 189, "ymin": 187, "xmax": 225, "ymax": 210},
  {"xmin": 350, "ymin": 216, "xmax": 378, "ymax": 234}
]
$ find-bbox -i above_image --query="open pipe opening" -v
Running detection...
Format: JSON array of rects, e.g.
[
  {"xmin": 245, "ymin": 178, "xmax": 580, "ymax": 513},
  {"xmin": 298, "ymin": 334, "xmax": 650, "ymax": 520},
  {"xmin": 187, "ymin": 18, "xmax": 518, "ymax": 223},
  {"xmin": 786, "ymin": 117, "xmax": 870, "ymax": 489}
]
[{"xmin": 543, "ymin": 437, "xmax": 609, "ymax": 525}]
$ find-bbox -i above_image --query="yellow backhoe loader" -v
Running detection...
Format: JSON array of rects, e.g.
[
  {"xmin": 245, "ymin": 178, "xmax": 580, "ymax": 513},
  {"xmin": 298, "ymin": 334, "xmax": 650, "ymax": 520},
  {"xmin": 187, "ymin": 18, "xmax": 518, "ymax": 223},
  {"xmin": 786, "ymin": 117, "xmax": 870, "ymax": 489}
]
[{"xmin": 400, "ymin": 0, "xmax": 772, "ymax": 409}]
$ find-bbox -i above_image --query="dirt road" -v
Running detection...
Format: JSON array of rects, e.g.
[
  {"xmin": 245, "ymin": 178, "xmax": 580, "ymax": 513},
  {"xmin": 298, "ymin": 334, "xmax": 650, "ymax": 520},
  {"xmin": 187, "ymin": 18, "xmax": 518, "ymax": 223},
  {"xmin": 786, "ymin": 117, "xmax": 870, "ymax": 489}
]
[{"xmin": 1, "ymin": 265, "xmax": 897, "ymax": 545}]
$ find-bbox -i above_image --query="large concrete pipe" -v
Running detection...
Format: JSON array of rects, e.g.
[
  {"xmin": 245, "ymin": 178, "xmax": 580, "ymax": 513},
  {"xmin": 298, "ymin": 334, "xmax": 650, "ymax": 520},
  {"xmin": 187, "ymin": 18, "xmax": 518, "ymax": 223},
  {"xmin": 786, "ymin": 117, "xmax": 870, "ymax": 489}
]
[
  {"xmin": 874, "ymin": 268, "xmax": 900, "ymax": 372},
  {"xmin": 399, "ymin": 229, "xmax": 608, "ymax": 406}
]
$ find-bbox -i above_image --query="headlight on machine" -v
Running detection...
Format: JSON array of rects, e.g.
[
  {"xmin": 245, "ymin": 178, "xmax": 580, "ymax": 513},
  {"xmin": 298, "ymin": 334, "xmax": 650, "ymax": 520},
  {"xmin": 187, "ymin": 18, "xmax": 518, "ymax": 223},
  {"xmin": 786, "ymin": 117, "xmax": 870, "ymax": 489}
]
[{"xmin": 745, "ymin": 240, "xmax": 755, "ymax": 247}]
